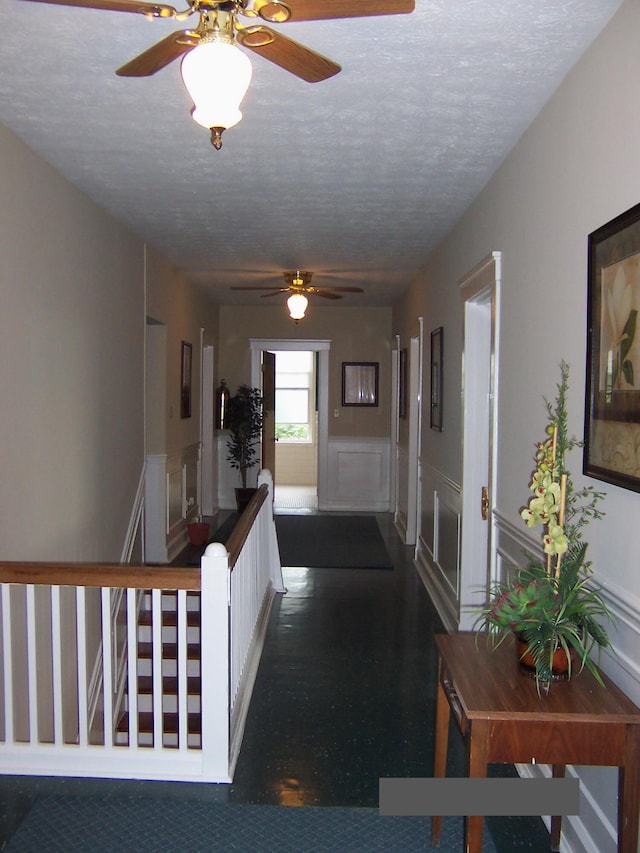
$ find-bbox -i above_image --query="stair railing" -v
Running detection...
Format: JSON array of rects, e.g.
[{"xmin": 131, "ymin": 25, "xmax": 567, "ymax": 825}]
[{"xmin": 0, "ymin": 479, "xmax": 283, "ymax": 784}]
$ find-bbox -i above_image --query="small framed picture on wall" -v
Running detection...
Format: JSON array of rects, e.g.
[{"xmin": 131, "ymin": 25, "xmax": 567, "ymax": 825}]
[
  {"xmin": 430, "ymin": 327, "xmax": 443, "ymax": 431},
  {"xmin": 342, "ymin": 362, "xmax": 379, "ymax": 407},
  {"xmin": 181, "ymin": 341, "xmax": 192, "ymax": 419}
]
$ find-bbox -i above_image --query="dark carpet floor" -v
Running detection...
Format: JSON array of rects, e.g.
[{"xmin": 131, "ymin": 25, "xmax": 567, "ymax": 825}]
[
  {"xmin": 5, "ymin": 795, "xmax": 496, "ymax": 852},
  {"xmin": 274, "ymin": 514, "xmax": 393, "ymax": 568}
]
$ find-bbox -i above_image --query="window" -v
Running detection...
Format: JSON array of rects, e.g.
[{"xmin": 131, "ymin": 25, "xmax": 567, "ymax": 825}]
[{"xmin": 275, "ymin": 351, "xmax": 314, "ymax": 442}]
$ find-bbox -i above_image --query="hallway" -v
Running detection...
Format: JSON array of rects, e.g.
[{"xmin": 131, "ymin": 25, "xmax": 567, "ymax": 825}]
[{"xmin": 227, "ymin": 511, "xmax": 551, "ymax": 851}]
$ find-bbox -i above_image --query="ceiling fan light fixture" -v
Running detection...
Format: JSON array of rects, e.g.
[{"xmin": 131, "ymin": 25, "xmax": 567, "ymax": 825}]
[
  {"xmin": 180, "ymin": 40, "xmax": 252, "ymax": 145},
  {"xmin": 287, "ymin": 292, "xmax": 308, "ymax": 321}
]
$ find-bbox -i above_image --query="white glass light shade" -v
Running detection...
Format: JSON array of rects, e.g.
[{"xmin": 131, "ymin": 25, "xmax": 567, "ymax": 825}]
[
  {"xmin": 181, "ymin": 42, "xmax": 252, "ymax": 130},
  {"xmin": 287, "ymin": 293, "xmax": 308, "ymax": 320}
]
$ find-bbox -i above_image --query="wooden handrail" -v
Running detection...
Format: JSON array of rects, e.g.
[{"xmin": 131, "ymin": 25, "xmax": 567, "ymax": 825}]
[
  {"xmin": 0, "ymin": 562, "xmax": 201, "ymax": 590},
  {"xmin": 224, "ymin": 484, "xmax": 269, "ymax": 568},
  {"xmin": 0, "ymin": 483, "xmax": 270, "ymax": 589}
]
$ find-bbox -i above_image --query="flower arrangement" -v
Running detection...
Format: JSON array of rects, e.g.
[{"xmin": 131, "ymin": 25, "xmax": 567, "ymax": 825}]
[{"xmin": 475, "ymin": 362, "xmax": 613, "ymax": 691}]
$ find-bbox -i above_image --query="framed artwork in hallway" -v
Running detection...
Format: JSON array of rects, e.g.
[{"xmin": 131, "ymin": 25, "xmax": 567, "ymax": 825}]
[
  {"xmin": 181, "ymin": 340, "xmax": 192, "ymax": 419},
  {"xmin": 342, "ymin": 362, "xmax": 379, "ymax": 407},
  {"xmin": 585, "ymin": 201, "xmax": 640, "ymax": 492},
  {"xmin": 399, "ymin": 347, "xmax": 408, "ymax": 419},
  {"xmin": 430, "ymin": 326, "xmax": 443, "ymax": 431}
]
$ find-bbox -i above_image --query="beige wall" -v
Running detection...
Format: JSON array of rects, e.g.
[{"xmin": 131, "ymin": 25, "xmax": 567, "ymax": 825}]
[
  {"xmin": 0, "ymin": 122, "xmax": 219, "ymax": 561},
  {"xmin": 218, "ymin": 304, "xmax": 392, "ymax": 439},
  {"xmin": 145, "ymin": 249, "xmax": 220, "ymax": 457},
  {"xmin": 0, "ymin": 123, "xmax": 144, "ymax": 562}
]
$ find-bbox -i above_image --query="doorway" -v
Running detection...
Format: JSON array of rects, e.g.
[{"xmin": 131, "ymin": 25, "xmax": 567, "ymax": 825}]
[
  {"xmin": 458, "ymin": 252, "xmax": 501, "ymax": 629},
  {"xmin": 272, "ymin": 349, "xmax": 318, "ymax": 511},
  {"xmin": 404, "ymin": 319, "xmax": 424, "ymax": 547},
  {"xmin": 251, "ymin": 339, "xmax": 330, "ymax": 510}
]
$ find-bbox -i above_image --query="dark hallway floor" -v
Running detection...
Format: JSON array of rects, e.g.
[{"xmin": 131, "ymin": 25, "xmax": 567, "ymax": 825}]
[
  {"xmin": 227, "ymin": 511, "xmax": 551, "ymax": 851},
  {"xmin": 0, "ymin": 511, "xmax": 552, "ymax": 851}
]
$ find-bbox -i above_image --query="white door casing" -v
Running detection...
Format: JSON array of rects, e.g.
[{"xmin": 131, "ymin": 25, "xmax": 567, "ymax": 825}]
[
  {"xmin": 251, "ymin": 339, "xmax": 330, "ymax": 508},
  {"xmin": 405, "ymin": 319, "xmax": 424, "ymax": 546},
  {"xmin": 458, "ymin": 252, "xmax": 501, "ymax": 630}
]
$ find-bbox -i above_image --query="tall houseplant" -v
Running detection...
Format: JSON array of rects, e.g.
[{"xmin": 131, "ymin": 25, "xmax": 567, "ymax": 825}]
[
  {"xmin": 226, "ymin": 385, "xmax": 264, "ymax": 503},
  {"xmin": 475, "ymin": 362, "xmax": 613, "ymax": 692}
]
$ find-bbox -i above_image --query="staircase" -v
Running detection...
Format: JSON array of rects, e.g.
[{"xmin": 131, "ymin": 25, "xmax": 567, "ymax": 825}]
[{"xmin": 116, "ymin": 590, "xmax": 203, "ymax": 748}]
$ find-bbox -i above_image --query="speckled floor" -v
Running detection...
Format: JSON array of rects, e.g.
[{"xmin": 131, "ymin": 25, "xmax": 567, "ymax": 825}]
[{"xmin": 0, "ymin": 512, "xmax": 551, "ymax": 852}]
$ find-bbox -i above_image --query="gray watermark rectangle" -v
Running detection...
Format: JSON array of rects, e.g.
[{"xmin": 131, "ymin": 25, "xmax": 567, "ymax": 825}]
[{"xmin": 379, "ymin": 778, "xmax": 580, "ymax": 816}]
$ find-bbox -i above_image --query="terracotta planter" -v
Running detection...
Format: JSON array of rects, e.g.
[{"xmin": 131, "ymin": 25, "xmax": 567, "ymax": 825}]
[
  {"xmin": 187, "ymin": 522, "xmax": 210, "ymax": 547},
  {"xmin": 515, "ymin": 634, "xmax": 575, "ymax": 681}
]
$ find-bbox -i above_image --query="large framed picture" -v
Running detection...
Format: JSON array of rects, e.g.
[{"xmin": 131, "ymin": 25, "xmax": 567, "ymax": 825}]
[
  {"xmin": 585, "ymin": 202, "xmax": 640, "ymax": 491},
  {"xmin": 181, "ymin": 341, "xmax": 192, "ymax": 419},
  {"xmin": 430, "ymin": 327, "xmax": 443, "ymax": 431}
]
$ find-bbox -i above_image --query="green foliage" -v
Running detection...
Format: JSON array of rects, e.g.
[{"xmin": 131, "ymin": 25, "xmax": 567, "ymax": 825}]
[
  {"xmin": 475, "ymin": 362, "xmax": 614, "ymax": 692},
  {"xmin": 226, "ymin": 385, "xmax": 264, "ymax": 488},
  {"xmin": 275, "ymin": 424, "xmax": 308, "ymax": 441}
]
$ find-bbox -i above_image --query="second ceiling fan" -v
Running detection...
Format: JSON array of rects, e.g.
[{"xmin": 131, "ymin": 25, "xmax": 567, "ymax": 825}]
[{"xmin": 232, "ymin": 270, "xmax": 364, "ymax": 320}]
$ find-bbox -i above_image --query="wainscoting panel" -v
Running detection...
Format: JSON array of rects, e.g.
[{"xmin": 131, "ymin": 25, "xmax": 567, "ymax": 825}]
[
  {"xmin": 144, "ymin": 443, "xmax": 202, "ymax": 564},
  {"xmin": 325, "ymin": 437, "xmax": 390, "ymax": 512},
  {"xmin": 415, "ymin": 467, "xmax": 462, "ymax": 632}
]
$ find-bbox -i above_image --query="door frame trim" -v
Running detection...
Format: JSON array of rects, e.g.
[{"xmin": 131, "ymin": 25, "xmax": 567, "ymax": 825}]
[
  {"xmin": 250, "ymin": 339, "xmax": 330, "ymax": 509},
  {"xmin": 458, "ymin": 252, "xmax": 501, "ymax": 629}
]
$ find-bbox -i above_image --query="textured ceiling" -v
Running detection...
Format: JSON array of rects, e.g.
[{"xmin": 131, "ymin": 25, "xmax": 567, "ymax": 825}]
[{"xmin": 0, "ymin": 0, "xmax": 623, "ymax": 306}]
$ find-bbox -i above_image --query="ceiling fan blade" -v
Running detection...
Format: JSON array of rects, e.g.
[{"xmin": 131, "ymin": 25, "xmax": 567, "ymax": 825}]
[
  {"xmin": 314, "ymin": 290, "xmax": 342, "ymax": 300},
  {"xmin": 281, "ymin": 0, "xmax": 414, "ymax": 22},
  {"xmin": 230, "ymin": 286, "xmax": 285, "ymax": 291},
  {"xmin": 20, "ymin": 0, "xmax": 177, "ymax": 16},
  {"xmin": 116, "ymin": 30, "xmax": 199, "ymax": 77},
  {"xmin": 318, "ymin": 286, "xmax": 364, "ymax": 293},
  {"xmin": 238, "ymin": 26, "xmax": 340, "ymax": 83},
  {"xmin": 261, "ymin": 290, "xmax": 289, "ymax": 298}
]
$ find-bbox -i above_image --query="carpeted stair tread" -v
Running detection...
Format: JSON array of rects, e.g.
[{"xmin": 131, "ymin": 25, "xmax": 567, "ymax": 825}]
[
  {"xmin": 136, "ymin": 675, "xmax": 201, "ymax": 695},
  {"xmin": 137, "ymin": 609, "xmax": 200, "ymax": 629},
  {"xmin": 116, "ymin": 711, "xmax": 201, "ymax": 737},
  {"xmin": 136, "ymin": 642, "xmax": 200, "ymax": 661}
]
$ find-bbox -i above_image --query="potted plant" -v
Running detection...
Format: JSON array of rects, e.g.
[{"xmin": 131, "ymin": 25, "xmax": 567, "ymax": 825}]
[
  {"xmin": 187, "ymin": 517, "xmax": 210, "ymax": 547},
  {"xmin": 475, "ymin": 362, "xmax": 613, "ymax": 692},
  {"xmin": 226, "ymin": 384, "xmax": 264, "ymax": 512}
]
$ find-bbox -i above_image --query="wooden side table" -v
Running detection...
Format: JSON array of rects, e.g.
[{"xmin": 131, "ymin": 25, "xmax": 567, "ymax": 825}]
[{"xmin": 432, "ymin": 633, "xmax": 640, "ymax": 852}]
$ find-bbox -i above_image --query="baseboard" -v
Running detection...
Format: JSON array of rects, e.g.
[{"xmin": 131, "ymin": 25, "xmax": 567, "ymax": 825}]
[{"xmin": 516, "ymin": 762, "xmax": 617, "ymax": 853}]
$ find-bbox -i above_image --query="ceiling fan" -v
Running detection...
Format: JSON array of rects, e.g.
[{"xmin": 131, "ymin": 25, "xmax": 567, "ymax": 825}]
[
  {"xmin": 22, "ymin": 0, "xmax": 415, "ymax": 148},
  {"xmin": 231, "ymin": 270, "xmax": 364, "ymax": 320}
]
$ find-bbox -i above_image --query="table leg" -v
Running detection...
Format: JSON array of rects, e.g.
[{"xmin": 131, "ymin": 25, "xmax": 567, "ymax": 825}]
[
  {"xmin": 465, "ymin": 719, "xmax": 489, "ymax": 853},
  {"xmin": 550, "ymin": 764, "xmax": 566, "ymax": 851},
  {"xmin": 618, "ymin": 725, "xmax": 640, "ymax": 853},
  {"xmin": 431, "ymin": 665, "xmax": 451, "ymax": 847}
]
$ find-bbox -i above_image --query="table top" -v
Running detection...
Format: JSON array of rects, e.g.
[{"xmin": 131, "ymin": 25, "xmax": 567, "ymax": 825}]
[{"xmin": 436, "ymin": 633, "xmax": 640, "ymax": 724}]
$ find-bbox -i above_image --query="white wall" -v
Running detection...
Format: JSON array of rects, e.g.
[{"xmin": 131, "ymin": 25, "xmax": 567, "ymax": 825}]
[
  {"xmin": 0, "ymin": 123, "xmax": 144, "ymax": 562},
  {"xmin": 394, "ymin": 2, "xmax": 640, "ymax": 850},
  {"xmin": 0, "ymin": 122, "xmax": 220, "ymax": 562}
]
